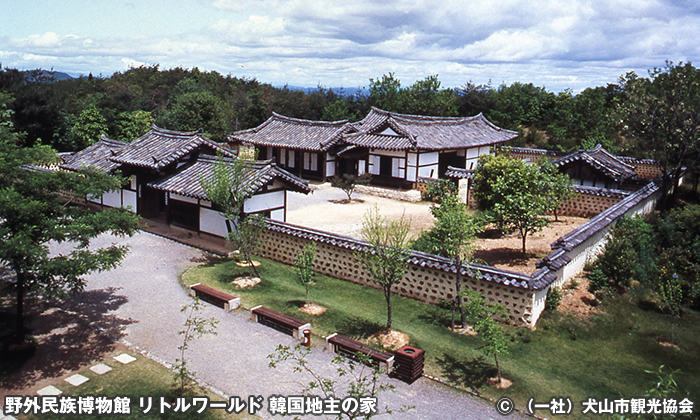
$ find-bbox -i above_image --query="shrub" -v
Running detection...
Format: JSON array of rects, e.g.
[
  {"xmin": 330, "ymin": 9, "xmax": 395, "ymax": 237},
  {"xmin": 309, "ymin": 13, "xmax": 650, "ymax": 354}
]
[
  {"xmin": 588, "ymin": 265, "xmax": 608, "ymax": 293},
  {"xmin": 594, "ymin": 215, "xmax": 656, "ymax": 290},
  {"xmin": 545, "ymin": 286, "xmax": 563, "ymax": 311},
  {"xmin": 421, "ymin": 178, "xmax": 456, "ymax": 203}
]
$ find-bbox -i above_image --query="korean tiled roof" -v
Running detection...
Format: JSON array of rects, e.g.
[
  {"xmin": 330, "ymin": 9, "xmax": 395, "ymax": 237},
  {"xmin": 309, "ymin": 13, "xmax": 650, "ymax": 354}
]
[
  {"xmin": 111, "ymin": 125, "xmax": 232, "ymax": 171},
  {"xmin": 572, "ymin": 185, "xmax": 631, "ymax": 199},
  {"xmin": 60, "ymin": 135, "xmax": 127, "ymax": 172},
  {"xmin": 550, "ymin": 144, "xmax": 637, "ymax": 183},
  {"xmin": 147, "ymin": 154, "xmax": 310, "ymax": 200},
  {"xmin": 344, "ymin": 107, "xmax": 518, "ymax": 151},
  {"xmin": 494, "ymin": 146, "xmax": 567, "ymax": 158},
  {"xmin": 551, "ymin": 181, "xmax": 660, "ymax": 252},
  {"xmin": 444, "ymin": 166, "xmax": 474, "ymax": 179},
  {"xmin": 227, "ymin": 113, "xmax": 351, "ymax": 152}
]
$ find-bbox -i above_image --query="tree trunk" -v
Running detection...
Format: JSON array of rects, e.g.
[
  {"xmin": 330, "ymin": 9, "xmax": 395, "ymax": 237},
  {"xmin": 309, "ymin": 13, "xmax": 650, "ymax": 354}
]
[
  {"xmin": 385, "ymin": 287, "xmax": 392, "ymax": 330},
  {"xmin": 15, "ymin": 270, "xmax": 25, "ymax": 335},
  {"xmin": 232, "ymin": 220, "xmax": 261, "ymax": 278},
  {"xmin": 495, "ymin": 354, "xmax": 502, "ymax": 384},
  {"xmin": 454, "ymin": 258, "xmax": 467, "ymax": 328},
  {"xmin": 450, "ymin": 300, "xmax": 455, "ymax": 331},
  {"xmin": 521, "ymin": 231, "xmax": 527, "ymax": 254}
]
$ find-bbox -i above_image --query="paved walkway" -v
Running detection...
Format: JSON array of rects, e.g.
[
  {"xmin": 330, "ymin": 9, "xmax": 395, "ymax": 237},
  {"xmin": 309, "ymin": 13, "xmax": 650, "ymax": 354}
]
[{"xmin": 55, "ymin": 231, "xmax": 527, "ymax": 420}]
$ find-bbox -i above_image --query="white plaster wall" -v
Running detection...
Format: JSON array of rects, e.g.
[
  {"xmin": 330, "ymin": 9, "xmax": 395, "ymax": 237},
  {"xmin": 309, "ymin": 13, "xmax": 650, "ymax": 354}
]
[
  {"xmin": 531, "ymin": 287, "xmax": 548, "ymax": 325},
  {"xmin": 200, "ymin": 207, "xmax": 229, "ymax": 237},
  {"xmin": 270, "ymin": 208, "xmax": 285, "ymax": 221},
  {"xmin": 244, "ymin": 190, "xmax": 285, "ymax": 214},
  {"xmin": 326, "ymin": 152, "xmax": 335, "ymax": 177},
  {"xmin": 123, "ymin": 190, "xmax": 137, "ymax": 213},
  {"xmin": 103, "ymin": 190, "xmax": 122, "ymax": 208},
  {"xmin": 371, "ymin": 149, "xmax": 405, "ymax": 158}
]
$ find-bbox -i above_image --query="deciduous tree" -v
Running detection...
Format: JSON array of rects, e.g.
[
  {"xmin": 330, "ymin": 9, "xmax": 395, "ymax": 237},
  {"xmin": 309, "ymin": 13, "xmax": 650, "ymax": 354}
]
[
  {"xmin": 412, "ymin": 193, "xmax": 480, "ymax": 329},
  {"xmin": 200, "ymin": 153, "xmax": 266, "ymax": 277},
  {"xmin": 0, "ymin": 94, "xmax": 140, "ymax": 335},
  {"xmin": 296, "ymin": 242, "xmax": 317, "ymax": 306},
  {"xmin": 358, "ymin": 206, "xmax": 411, "ymax": 331},
  {"xmin": 621, "ymin": 61, "xmax": 700, "ymax": 209},
  {"xmin": 173, "ymin": 297, "xmax": 219, "ymax": 395},
  {"xmin": 472, "ymin": 155, "xmax": 550, "ymax": 254},
  {"xmin": 460, "ymin": 289, "xmax": 510, "ymax": 385}
]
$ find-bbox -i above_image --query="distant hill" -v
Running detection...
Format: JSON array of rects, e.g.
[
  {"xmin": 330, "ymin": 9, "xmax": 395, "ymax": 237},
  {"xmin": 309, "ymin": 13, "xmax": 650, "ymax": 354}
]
[
  {"xmin": 281, "ymin": 85, "xmax": 368, "ymax": 97},
  {"xmin": 21, "ymin": 70, "xmax": 74, "ymax": 82}
]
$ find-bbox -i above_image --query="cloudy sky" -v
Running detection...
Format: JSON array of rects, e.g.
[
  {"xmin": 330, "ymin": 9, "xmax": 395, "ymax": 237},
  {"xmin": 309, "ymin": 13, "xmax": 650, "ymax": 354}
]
[{"xmin": 1, "ymin": 0, "xmax": 699, "ymax": 93}]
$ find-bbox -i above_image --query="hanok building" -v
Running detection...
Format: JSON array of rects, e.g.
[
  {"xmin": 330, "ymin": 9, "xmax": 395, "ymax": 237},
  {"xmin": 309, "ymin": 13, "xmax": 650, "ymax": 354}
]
[
  {"xmin": 107, "ymin": 125, "xmax": 234, "ymax": 219},
  {"xmin": 226, "ymin": 113, "xmax": 351, "ymax": 181},
  {"xmin": 147, "ymin": 154, "xmax": 310, "ymax": 235},
  {"xmin": 227, "ymin": 108, "xmax": 518, "ymax": 189},
  {"xmin": 60, "ymin": 125, "xmax": 310, "ymax": 238},
  {"xmin": 338, "ymin": 108, "xmax": 518, "ymax": 188},
  {"xmin": 549, "ymin": 144, "xmax": 641, "ymax": 190},
  {"xmin": 59, "ymin": 135, "xmax": 132, "ymax": 209}
]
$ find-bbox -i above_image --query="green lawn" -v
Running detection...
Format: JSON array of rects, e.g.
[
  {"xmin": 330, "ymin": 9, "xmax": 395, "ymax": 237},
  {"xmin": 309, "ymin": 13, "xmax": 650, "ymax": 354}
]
[{"xmin": 183, "ymin": 256, "xmax": 700, "ymax": 419}]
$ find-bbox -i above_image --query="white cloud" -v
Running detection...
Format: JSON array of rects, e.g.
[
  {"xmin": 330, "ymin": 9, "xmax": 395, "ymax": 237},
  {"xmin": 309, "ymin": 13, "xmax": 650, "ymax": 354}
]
[{"xmin": 3, "ymin": 0, "xmax": 700, "ymax": 93}]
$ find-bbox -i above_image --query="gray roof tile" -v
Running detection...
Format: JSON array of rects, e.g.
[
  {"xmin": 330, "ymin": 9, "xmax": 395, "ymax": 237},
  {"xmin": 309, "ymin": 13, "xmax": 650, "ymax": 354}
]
[
  {"xmin": 111, "ymin": 125, "xmax": 232, "ymax": 171},
  {"xmin": 227, "ymin": 113, "xmax": 351, "ymax": 152},
  {"xmin": 346, "ymin": 107, "xmax": 518, "ymax": 151},
  {"xmin": 60, "ymin": 135, "xmax": 127, "ymax": 172},
  {"xmin": 550, "ymin": 144, "xmax": 637, "ymax": 182},
  {"xmin": 147, "ymin": 154, "xmax": 310, "ymax": 200}
]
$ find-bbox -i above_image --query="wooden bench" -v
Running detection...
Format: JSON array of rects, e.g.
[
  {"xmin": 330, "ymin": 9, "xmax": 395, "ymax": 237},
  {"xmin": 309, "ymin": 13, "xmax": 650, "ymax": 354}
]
[
  {"xmin": 189, "ymin": 283, "xmax": 240, "ymax": 311},
  {"xmin": 251, "ymin": 306, "xmax": 310, "ymax": 341},
  {"xmin": 325, "ymin": 333, "xmax": 394, "ymax": 371}
]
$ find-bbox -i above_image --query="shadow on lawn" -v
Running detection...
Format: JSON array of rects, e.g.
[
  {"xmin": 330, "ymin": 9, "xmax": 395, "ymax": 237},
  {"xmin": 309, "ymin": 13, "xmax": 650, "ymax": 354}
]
[
  {"xmin": 336, "ymin": 316, "xmax": 385, "ymax": 339},
  {"xmin": 189, "ymin": 254, "xmax": 230, "ymax": 268},
  {"xmin": 435, "ymin": 353, "xmax": 495, "ymax": 391},
  {"xmin": 415, "ymin": 305, "xmax": 450, "ymax": 327},
  {"xmin": 0, "ymin": 287, "xmax": 134, "ymax": 390}
]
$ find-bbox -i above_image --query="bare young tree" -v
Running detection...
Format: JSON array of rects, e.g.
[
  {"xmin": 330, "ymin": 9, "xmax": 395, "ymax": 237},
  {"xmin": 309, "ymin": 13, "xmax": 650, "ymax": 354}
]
[{"xmin": 357, "ymin": 206, "xmax": 411, "ymax": 331}]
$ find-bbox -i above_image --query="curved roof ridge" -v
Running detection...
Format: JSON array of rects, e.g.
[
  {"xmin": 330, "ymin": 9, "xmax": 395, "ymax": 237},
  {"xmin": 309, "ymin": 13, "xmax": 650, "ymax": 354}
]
[
  {"xmin": 271, "ymin": 112, "xmax": 349, "ymax": 127},
  {"xmin": 369, "ymin": 106, "xmax": 481, "ymax": 124},
  {"xmin": 99, "ymin": 134, "xmax": 128, "ymax": 147},
  {"xmin": 150, "ymin": 123, "xmax": 204, "ymax": 138}
]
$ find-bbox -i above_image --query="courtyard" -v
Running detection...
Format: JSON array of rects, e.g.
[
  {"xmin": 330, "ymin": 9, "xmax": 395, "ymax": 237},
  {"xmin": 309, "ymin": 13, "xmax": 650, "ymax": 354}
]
[{"xmin": 287, "ymin": 185, "xmax": 589, "ymax": 274}]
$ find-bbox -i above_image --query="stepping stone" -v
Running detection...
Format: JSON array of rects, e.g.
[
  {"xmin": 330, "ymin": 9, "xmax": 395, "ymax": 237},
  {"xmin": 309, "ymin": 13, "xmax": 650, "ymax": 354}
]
[
  {"xmin": 37, "ymin": 385, "xmax": 62, "ymax": 396},
  {"xmin": 113, "ymin": 353, "xmax": 136, "ymax": 364},
  {"xmin": 90, "ymin": 363, "xmax": 113, "ymax": 375},
  {"xmin": 65, "ymin": 374, "xmax": 89, "ymax": 387}
]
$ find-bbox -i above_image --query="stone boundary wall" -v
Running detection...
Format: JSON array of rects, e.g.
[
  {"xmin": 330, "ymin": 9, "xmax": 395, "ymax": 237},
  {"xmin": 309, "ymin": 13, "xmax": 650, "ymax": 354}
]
[
  {"xmin": 258, "ymin": 181, "xmax": 662, "ymax": 328},
  {"xmin": 618, "ymin": 157, "xmax": 664, "ymax": 179},
  {"xmin": 556, "ymin": 186, "xmax": 631, "ymax": 217},
  {"xmin": 531, "ymin": 182, "xmax": 662, "ymax": 322},
  {"xmin": 258, "ymin": 221, "xmax": 538, "ymax": 327},
  {"xmin": 354, "ymin": 184, "xmax": 422, "ymax": 202}
]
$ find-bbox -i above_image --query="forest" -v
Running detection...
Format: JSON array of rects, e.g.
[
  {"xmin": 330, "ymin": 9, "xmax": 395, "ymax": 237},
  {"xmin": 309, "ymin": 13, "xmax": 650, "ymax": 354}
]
[{"xmin": 0, "ymin": 65, "xmax": 647, "ymax": 156}]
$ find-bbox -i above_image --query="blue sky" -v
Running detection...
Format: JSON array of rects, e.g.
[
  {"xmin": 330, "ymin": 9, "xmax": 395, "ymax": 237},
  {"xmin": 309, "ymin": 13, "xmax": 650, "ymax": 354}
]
[{"xmin": 1, "ymin": 0, "xmax": 699, "ymax": 93}]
